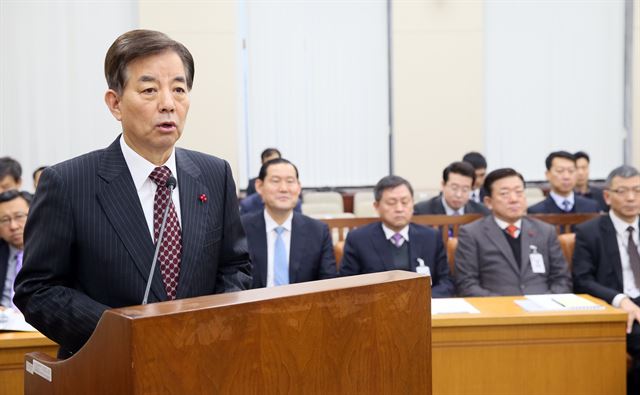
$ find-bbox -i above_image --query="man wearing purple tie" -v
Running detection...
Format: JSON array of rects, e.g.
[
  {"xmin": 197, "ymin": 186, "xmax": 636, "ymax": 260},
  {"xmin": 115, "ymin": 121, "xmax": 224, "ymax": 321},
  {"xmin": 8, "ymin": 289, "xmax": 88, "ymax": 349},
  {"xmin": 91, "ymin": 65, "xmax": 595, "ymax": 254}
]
[
  {"xmin": 339, "ymin": 175, "xmax": 454, "ymax": 297},
  {"xmin": 0, "ymin": 190, "xmax": 30, "ymax": 309}
]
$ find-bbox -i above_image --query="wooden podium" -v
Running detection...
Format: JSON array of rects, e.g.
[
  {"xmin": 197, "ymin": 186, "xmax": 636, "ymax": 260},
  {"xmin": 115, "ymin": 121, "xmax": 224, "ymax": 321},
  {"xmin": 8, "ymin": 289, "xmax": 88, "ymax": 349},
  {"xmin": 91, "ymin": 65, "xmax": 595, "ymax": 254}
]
[{"xmin": 24, "ymin": 271, "xmax": 431, "ymax": 394}]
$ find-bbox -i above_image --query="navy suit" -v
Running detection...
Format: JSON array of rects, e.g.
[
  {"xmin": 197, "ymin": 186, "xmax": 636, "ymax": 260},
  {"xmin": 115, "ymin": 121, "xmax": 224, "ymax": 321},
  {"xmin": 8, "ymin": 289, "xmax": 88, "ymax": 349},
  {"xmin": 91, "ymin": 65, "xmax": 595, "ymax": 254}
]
[
  {"xmin": 14, "ymin": 137, "xmax": 252, "ymax": 357},
  {"xmin": 241, "ymin": 211, "xmax": 337, "ymax": 288},
  {"xmin": 339, "ymin": 222, "xmax": 454, "ymax": 298},
  {"xmin": 576, "ymin": 186, "xmax": 608, "ymax": 212},
  {"xmin": 528, "ymin": 194, "xmax": 600, "ymax": 214},
  {"xmin": 573, "ymin": 215, "xmax": 640, "ymax": 392},
  {"xmin": 414, "ymin": 195, "xmax": 490, "ymax": 216}
]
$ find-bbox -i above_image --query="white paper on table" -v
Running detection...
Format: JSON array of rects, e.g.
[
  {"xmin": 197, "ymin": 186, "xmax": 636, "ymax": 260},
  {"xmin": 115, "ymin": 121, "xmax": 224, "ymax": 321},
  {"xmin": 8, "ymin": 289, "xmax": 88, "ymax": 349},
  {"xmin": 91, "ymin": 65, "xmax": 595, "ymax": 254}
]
[
  {"xmin": 516, "ymin": 294, "xmax": 605, "ymax": 312},
  {"xmin": 432, "ymin": 298, "xmax": 481, "ymax": 315},
  {"xmin": 0, "ymin": 309, "xmax": 37, "ymax": 331}
]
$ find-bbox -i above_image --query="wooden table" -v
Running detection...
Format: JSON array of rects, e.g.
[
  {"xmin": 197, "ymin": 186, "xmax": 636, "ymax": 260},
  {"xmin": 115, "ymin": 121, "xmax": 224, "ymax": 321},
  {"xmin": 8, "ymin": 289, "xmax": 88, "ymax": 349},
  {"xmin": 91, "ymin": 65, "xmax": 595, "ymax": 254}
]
[
  {"xmin": 432, "ymin": 295, "xmax": 627, "ymax": 395},
  {"xmin": 0, "ymin": 331, "xmax": 57, "ymax": 395}
]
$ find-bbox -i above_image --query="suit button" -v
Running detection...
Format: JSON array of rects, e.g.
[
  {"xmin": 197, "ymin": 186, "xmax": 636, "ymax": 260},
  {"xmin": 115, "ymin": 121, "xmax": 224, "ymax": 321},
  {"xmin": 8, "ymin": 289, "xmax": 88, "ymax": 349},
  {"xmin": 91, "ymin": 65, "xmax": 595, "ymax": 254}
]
[{"xmin": 520, "ymin": 284, "xmax": 525, "ymax": 290}]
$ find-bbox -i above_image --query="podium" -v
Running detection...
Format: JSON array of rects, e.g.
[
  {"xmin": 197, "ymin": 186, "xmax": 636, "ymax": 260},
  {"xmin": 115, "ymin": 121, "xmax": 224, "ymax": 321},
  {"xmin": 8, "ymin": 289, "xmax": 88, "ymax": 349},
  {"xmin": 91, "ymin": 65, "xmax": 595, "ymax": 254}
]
[{"xmin": 24, "ymin": 271, "xmax": 431, "ymax": 394}]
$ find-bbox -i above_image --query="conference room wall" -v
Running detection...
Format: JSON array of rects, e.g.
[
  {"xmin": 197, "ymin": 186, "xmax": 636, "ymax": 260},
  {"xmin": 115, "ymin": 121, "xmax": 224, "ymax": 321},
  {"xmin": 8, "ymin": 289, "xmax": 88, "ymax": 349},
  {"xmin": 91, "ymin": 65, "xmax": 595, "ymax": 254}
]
[
  {"xmin": 138, "ymin": 1, "xmax": 640, "ymax": 191},
  {"xmin": 139, "ymin": 1, "xmax": 242, "ymax": 184}
]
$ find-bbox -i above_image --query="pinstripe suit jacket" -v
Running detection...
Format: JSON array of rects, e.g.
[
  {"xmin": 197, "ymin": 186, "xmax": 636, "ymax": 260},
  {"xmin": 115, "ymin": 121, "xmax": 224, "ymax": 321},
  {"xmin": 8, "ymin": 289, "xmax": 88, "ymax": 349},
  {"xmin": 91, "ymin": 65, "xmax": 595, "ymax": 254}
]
[{"xmin": 14, "ymin": 137, "xmax": 252, "ymax": 357}]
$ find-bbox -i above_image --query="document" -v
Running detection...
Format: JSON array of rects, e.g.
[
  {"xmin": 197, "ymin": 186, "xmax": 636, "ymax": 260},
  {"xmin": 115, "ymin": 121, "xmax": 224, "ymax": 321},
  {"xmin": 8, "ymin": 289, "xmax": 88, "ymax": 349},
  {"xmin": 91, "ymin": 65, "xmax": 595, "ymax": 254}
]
[
  {"xmin": 0, "ymin": 309, "xmax": 37, "ymax": 331},
  {"xmin": 516, "ymin": 294, "xmax": 604, "ymax": 312},
  {"xmin": 432, "ymin": 298, "xmax": 481, "ymax": 315}
]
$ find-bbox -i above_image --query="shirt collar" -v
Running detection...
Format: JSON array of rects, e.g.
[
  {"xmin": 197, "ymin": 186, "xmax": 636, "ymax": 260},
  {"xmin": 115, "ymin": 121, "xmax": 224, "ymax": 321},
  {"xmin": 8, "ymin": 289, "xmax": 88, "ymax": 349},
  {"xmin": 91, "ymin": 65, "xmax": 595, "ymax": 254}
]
[
  {"xmin": 493, "ymin": 216, "xmax": 523, "ymax": 232},
  {"xmin": 441, "ymin": 196, "xmax": 464, "ymax": 215},
  {"xmin": 8, "ymin": 245, "xmax": 20, "ymax": 261},
  {"xmin": 381, "ymin": 223, "xmax": 410, "ymax": 242},
  {"xmin": 549, "ymin": 190, "xmax": 574, "ymax": 209},
  {"xmin": 264, "ymin": 210, "xmax": 293, "ymax": 233},
  {"xmin": 119, "ymin": 135, "xmax": 178, "ymax": 192},
  {"xmin": 609, "ymin": 210, "xmax": 639, "ymax": 237}
]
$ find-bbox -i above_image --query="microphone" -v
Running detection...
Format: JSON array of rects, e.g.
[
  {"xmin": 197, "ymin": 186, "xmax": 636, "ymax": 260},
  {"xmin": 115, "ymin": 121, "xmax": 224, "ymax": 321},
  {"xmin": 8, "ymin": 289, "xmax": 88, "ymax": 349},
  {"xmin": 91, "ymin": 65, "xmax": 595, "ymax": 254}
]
[{"xmin": 142, "ymin": 176, "xmax": 177, "ymax": 305}]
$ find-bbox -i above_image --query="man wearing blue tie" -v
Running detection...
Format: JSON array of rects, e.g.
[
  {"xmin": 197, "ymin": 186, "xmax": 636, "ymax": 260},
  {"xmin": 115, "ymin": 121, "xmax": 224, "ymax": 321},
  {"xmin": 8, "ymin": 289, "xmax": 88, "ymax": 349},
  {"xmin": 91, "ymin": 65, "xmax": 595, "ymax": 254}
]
[
  {"xmin": 528, "ymin": 151, "xmax": 600, "ymax": 214},
  {"xmin": 241, "ymin": 158, "xmax": 337, "ymax": 288}
]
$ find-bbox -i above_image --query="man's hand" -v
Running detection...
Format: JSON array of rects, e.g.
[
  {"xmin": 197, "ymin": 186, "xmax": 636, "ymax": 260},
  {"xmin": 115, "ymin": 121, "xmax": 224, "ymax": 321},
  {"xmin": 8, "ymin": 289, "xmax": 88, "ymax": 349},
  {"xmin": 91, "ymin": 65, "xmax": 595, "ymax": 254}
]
[{"xmin": 619, "ymin": 297, "xmax": 640, "ymax": 334}]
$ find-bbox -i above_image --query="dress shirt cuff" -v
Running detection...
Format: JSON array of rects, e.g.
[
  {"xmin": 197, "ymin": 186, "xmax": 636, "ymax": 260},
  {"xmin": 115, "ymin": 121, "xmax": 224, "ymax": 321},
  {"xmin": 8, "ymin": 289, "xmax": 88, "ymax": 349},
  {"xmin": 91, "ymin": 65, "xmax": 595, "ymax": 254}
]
[{"xmin": 612, "ymin": 293, "xmax": 627, "ymax": 308}]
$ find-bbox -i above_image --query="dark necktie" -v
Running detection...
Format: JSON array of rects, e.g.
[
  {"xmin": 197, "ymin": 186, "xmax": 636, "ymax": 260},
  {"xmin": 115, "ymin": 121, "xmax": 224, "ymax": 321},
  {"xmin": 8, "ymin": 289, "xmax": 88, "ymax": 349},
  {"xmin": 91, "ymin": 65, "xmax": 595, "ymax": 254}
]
[
  {"xmin": 149, "ymin": 166, "xmax": 182, "ymax": 300},
  {"xmin": 626, "ymin": 226, "xmax": 640, "ymax": 289}
]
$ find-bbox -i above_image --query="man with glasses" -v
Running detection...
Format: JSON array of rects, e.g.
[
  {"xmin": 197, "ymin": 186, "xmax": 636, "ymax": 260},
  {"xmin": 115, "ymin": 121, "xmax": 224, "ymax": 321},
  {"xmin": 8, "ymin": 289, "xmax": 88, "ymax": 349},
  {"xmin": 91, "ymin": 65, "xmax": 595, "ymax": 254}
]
[
  {"xmin": 414, "ymin": 161, "xmax": 489, "ymax": 216},
  {"xmin": 573, "ymin": 165, "xmax": 640, "ymax": 394},
  {"xmin": 528, "ymin": 151, "xmax": 600, "ymax": 214},
  {"xmin": 455, "ymin": 168, "xmax": 571, "ymax": 296},
  {"xmin": 0, "ymin": 190, "xmax": 30, "ymax": 309}
]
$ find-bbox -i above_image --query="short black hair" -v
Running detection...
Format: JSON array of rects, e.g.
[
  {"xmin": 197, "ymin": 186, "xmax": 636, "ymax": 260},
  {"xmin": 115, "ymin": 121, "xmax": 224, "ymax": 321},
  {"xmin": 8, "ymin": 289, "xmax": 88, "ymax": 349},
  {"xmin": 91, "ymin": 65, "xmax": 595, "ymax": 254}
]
[
  {"xmin": 443, "ymin": 161, "xmax": 476, "ymax": 185},
  {"xmin": 0, "ymin": 189, "xmax": 32, "ymax": 206},
  {"xmin": 374, "ymin": 175, "xmax": 413, "ymax": 202},
  {"xmin": 33, "ymin": 166, "xmax": 48, "ymax": 181},
  {"xmin": 574, "ymin": 151, "xmax": 590, "ymax": 163},
  {"xmin": 257, "ymin": 158, "xmax": 299, "ymax": 181},
  {"xmin": 260, "ymin": 148, "xmax": 282, "ymax": 162},
  {"xmin": 0, "ymin": 157, "xmax": 22, "ymax": 182},
  {"xmin": 545, "ymin": 151, "xmax": 576, "ymax": 170},
  {"xmin": 483, "ymin": 168, "xmax": 525, "ymax": 197},
  {"xmin": 462, "ymin": 152, "xmax": 487, "ymax": 170}
]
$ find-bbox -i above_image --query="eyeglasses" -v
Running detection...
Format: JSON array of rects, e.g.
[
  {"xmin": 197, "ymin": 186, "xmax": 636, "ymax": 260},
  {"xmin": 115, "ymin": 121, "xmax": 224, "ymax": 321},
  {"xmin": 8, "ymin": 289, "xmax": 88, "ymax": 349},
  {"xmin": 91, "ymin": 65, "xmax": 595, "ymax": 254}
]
[
  {"xmin": 608, "ymin": 187, "xmax": 640, "ymax": 196},
  {"xmin": 446, "ymin": 184, "xmax": 471, "ymax": 195},
  {"xmin": 0, "ymin": 212, "xmax": 28, "ymax": 228}
]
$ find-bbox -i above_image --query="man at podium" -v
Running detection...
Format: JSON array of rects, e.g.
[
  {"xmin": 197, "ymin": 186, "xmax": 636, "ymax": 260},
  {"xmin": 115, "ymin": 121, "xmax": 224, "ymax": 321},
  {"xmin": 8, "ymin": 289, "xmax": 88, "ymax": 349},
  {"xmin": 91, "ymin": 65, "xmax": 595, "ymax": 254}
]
[{"xmin": 13, "ymin": 30, "xmax": 252, "ymax": 358}]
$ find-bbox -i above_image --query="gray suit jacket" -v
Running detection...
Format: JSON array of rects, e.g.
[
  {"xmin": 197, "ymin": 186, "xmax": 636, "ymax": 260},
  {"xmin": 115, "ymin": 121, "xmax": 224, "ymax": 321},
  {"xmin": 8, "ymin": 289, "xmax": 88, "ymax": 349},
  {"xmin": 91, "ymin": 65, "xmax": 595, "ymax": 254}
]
[{"xmin": 454, "ymin": 215, "xmax": 572, "ymax": 296}]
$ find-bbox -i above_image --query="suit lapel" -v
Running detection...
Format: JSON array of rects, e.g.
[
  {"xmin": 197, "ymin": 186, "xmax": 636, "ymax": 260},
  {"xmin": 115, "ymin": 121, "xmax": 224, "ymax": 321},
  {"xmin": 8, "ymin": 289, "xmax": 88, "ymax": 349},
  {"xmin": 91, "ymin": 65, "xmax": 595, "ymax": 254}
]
[
  {"xmin": 96, "ymin": 139, "xmax": 167, "ymax": 302},
  {"xmin": 0, "ymin": 242, "xmax": 9, "ymax": 290},
  {"xmin": 484, "ymin": 217, "xmax": 520, "ymax": 275},
  {"xmin": 408, "ymin": 224, "xmax": 420, "ymax": 271},
  {"xmin": 519, "ymin": 218, "xmax": 535, "ymax": 274},
  {"xmin": 289, "ymin": 213, "xmax": 303, "ymax": 283},
  {"xmin": 601, "ymin": 216, "xmax": 624, "ymax": 288},
  {"xmin": 371, "ymin": 224, "xmax": 395, "ymax": 271},
  {"xmin": 174, "ymin": 150, "xmax": 210, "ymax": 299},
  {"xmin": 251, "ymin": 214, "xmax": 269, "ymax": 288}
]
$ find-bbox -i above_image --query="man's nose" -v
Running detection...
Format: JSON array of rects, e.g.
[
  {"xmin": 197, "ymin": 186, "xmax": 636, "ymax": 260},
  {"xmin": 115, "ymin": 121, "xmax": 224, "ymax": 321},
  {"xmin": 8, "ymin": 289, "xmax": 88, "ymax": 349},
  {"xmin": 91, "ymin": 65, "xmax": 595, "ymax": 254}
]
[{"xmin": 158, "ymin": 89, "xmax": 175, "ymax": 112}]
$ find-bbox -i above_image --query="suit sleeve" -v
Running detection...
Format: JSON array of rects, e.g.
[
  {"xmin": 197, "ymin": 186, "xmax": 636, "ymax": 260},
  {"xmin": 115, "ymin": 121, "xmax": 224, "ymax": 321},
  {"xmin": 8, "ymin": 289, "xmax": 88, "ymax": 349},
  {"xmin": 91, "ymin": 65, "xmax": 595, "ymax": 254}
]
[
  {"xmin": 430, "ymin": 231, "xmax": 455, "ymax": 298},
  {"xmin": 13, "ymin": 167, "xmax": 108, "ymax": 355},
  {"xmin": 545, "ymin": 226, "xmax": 572, "ymax": 293},
  {"xmin": 317, "ymin": 223, "xmax": 338, "ymax": 279},
  {"xmin": 214, "ymin": 161, "xmax": 253, "ymax": 293},
  {"xmin": 339, "ymin": 233, "xmax": 361, "ymax": 276},
  {"xmin": 454, "ymin": 225, "xmax": 495, "ymax": 296},
  {"xmin": 572, "ymin": 224, "xmax": 618, "ymax": 303}
]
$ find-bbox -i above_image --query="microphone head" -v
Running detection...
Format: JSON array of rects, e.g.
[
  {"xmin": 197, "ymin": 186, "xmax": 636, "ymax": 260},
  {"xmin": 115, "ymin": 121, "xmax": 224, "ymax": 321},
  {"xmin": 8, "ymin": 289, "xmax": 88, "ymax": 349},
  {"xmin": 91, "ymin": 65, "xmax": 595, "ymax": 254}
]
[{"xmin": 166, "ymin": 176, "xmax": 177, "ymax": 190}]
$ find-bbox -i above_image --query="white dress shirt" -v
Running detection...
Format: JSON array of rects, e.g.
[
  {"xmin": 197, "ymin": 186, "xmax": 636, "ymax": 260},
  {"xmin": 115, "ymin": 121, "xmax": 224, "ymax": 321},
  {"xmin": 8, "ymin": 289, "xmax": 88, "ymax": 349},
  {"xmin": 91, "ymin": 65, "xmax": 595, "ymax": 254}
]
[
  {"xmin": 264, "ymin": 210, "xmax": 293, "ymax": 288},
  {"xmin": 493, "ymin": 216, "xmax": 522, "ymax": 239},
  {"xmin": 442, "ymin": 197, "xmax": 464, "ymax": 216},
  {"xmin": 549, "ymin": 191, "xmax": 575, "ymax": 212},
  {"xmin": 381, "ymin": 223, "xmax": 410, "ymax": 247},
  {"xmin": 609, "ymin": 211, "xmax": 640, "ymax": 307},
  {"xmin": 470, "ymin": 188, "xmax": 481, "ymax": 203},
  {"xmin": 120, "ymin": 136, "xmax": 182, "ymax": 241}
]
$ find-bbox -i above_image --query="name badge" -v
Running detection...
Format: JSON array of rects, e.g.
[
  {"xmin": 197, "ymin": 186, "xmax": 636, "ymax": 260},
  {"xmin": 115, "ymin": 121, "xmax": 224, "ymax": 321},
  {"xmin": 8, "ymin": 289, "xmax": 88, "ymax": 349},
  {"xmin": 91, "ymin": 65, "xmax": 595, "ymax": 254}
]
[
  {"xmin": 416, "ymin": 258, "xmax": 432, "ymax": 284},
  {"xmin": 529, "ymin": 245, "xmax": 545, "ymax": 273}
]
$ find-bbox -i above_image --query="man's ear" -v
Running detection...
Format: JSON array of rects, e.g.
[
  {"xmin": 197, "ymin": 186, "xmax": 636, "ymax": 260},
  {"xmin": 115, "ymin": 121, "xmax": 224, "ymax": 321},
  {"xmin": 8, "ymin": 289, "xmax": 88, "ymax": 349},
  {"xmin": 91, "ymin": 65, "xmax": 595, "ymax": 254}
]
[
  {"xmin": 255, "ymin": 179, "xmax": 264, "ymax": 196},
  {"xmin": 104, "ymin": 89, "xmax": 123, "ymax": 121},
  {"xmin": 483, "ymin": 196, "xmax": 492, "ymax": 210}
]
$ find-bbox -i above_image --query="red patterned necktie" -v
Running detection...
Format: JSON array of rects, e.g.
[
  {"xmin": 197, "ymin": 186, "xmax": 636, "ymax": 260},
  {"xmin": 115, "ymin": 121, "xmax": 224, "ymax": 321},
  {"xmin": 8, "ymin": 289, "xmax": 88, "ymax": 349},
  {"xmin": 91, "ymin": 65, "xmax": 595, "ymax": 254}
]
[
  {"xmin": 149, "ymin": 166, "xmax": 182, "ymax": 300},
  {"xmin": 506, "ymin": 224, "xmax": 518, "ymax": 239}
]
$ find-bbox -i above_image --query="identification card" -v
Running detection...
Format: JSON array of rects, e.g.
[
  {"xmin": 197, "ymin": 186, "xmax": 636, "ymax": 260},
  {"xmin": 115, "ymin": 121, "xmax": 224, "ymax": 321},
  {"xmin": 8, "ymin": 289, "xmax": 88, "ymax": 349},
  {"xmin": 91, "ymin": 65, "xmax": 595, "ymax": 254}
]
[
  {"xmin": 416, "ymin": 258, "xmax": 432, "ymax": 285},
  {"xmin": 530, "ymin": 253, "xmax": 545, "ymax": 273}
]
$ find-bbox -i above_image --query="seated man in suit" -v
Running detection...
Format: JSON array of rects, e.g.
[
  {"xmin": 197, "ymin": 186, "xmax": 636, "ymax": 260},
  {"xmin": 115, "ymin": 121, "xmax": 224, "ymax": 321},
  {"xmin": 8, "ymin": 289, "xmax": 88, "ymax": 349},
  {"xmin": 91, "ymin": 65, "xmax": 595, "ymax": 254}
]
[
  {"xmin": 339, "ymin": 175, "xmax": 454, "ymax": 298},
  {"xmin": 573, "ymin": 165, "xmax": 640, "ymax": 394},
  {"xmin": 463, "ymin": 151, "xmax": 487, "ymax": 205},
  {"xmin": 528, "ymin": 151, "xmax": 600, "ymax": 214},
  {"xmin": 455, "ymin": 168, "xmax": 572, "ymax": 296},
  {"xmin": 241, "ymin": 158, "xmax": 337, "ymax": 288},
  {"xmin": 0, "ymin": 190, "xmax": 30, "ymax": 310},
  {"xmin": 245, "ymin": 148, "xmax": 281, "ymax": 196},
  {"xmin": 414, "ymin": 161, "xmax": 490, "ymax": 216},
  {"xmin": 0, "ymin": 157, "xmax": 22, "ymax": 193},
  {"xmin": 574, "ymin": 151, "xmax": 608, "ymax": 212}
]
